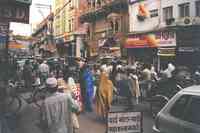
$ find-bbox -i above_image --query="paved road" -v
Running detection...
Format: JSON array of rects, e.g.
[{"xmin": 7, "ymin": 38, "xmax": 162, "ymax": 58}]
[
  {"xmin": 15, "ymin": 93, "xmax": 154, "ymax": 133},
  {"xmin": 77, "ymin": 103, "xmax": 155, "ymax": 133},
  {"xmin": 77, "ymin": 112, "xmax": 107, "ymax": 133}
]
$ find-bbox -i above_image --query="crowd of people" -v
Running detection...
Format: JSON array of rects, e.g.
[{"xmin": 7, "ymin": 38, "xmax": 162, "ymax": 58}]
[{"xmin": 2, "ymin": 56, "xmax": 200, "ymax": 133}]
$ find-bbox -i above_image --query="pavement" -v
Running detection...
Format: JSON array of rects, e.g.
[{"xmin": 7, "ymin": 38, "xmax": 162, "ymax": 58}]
[
  {"xmin": 77, "ymin": 112, "xmax": 107, "ymax": 133},
  {"xmin": 77, "ymin": 102, "xmax": 155, "ymax": 133},
  {"xmin": 9, "ymin": 93, "xmax": 155, "ymax": 133}
]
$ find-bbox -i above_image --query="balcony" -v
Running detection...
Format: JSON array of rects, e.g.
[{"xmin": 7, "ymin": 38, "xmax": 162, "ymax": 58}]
[{"xmin": 80, "ymin": 0, "xmax": 128, "ymax": 22}]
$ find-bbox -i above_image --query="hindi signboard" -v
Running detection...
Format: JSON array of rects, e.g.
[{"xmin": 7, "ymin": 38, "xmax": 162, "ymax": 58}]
[
  {"xmin": 107, "ymin": 111, "xmax": 143, "ymax": 133},
  {"xmin": 0, "ymin": 3, "xmax": 30, "ymax": 23}
]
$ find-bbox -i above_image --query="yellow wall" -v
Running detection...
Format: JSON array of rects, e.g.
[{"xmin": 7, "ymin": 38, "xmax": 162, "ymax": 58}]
[{"xmin": 53, "ymin": 0, "xmax": 79, "ymax": 39}]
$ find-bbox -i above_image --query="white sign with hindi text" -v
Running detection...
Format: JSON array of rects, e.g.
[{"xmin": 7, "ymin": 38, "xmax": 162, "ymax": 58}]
[{"xmin": 107, "ymin": 111, "xmax": 142, "ymax": 133}]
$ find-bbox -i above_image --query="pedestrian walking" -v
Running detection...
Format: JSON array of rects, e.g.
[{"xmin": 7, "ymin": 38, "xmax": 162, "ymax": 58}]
[
  {"xmin": 95, "ymin": 66, "xmax": 114, "ymax": 119},
  {"xmin": 79, "ymin": 60, "xmax": 87, "ymax": 111},
  {"xmin": 39, "ymin": 77, "xmax": 80, "ymax": 133},
  {"xmin": 23, "ymin": 60, "xmax": 33, "ymax": 90},
  {"xmin": 83, "ymin": 66, "xmax": 94, "ymax": 112},
  {"xmin": 39, "ymin": 60, "xmax": 49, "ymax": 84}
]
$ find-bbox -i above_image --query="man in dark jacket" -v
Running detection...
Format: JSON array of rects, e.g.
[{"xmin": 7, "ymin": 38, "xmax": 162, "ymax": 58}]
[{"xmin": 23, "ymin": 60, "xmax": 33, "ymax": 90}]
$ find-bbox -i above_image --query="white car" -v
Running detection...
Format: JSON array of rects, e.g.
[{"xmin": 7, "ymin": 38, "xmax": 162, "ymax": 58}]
[{"xmin": 153, "ymin": 85, "xmax": 200, "ymax": 133}]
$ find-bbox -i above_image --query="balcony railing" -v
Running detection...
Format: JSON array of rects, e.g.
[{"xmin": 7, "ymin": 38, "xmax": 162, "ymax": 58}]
[{"xmin": 80, "ymin": 0, "xmax": 127, "ymax": 21}]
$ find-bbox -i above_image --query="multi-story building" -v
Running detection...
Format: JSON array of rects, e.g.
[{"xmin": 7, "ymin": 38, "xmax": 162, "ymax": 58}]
[
  {"xmin": 79, "ymin": 0, "xmax": 129, "ymax": 58},
  {"xmin": 160, "ymin": 0, "xmax": 200, "ymax": 68},
  {"xmin": 127, "ymin": 0, "xmax": 200, "ymax": 70},
  {"xmin": 31, "ymin": 13, "xmax": 55, "ymax": 57},
  {"xmin": 53, "ymin": 0, "xmax": 86, "ymax": 57},
  {"xmin": 53, "ymin": 0, "xmax": 64, "ymax": 37}
]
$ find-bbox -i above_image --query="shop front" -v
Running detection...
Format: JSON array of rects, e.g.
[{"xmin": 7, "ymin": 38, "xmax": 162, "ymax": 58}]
[
  {"xmin": 176, "ymin": 26, "xmax": 200, "ymax": 69},
  {"xmin": 55, "ymin": 34, "xmax": 76, "ymax": 57},
  {"xmin": 125, "ymin": 30, "xmax": 176, "ymax": 71},
  {"xmin": 176, "ymin": 46, "xmax": 200, "ymax": 69}
]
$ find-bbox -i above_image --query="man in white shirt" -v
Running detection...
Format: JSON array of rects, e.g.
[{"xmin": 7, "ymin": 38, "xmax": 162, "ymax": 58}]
[
  {"xmin": 39, "ymin": 61, "xmax": 50, "ymax": 84},
  {"xmin": 39, "ymin": 61, "xmax": 49, "ymax": 74}
]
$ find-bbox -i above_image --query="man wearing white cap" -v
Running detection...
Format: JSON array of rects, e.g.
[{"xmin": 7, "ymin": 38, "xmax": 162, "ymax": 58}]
[{"xmin": 40, "ymin": 77, "xmax": 79, "ymax": 133}]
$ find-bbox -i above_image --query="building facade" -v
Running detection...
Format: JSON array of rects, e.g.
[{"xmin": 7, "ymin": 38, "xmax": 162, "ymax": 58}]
[
  {"xmin": 53, "ymin": 0, "xmax": 86, "ymax": 57},
  {"xmin": 160, "ymin": 0, "xmax": 200, "ymax": 68},
  {"xmin": 31, "ymin": 13, "xmax": 55, "ymax": 58},
  {"xmin": 79, "ymin": 0, "xmax": 129, "ymax": 58},
  {"xmin": 127, "ymin": 0, "xmax": 200, "ymax": 70}
]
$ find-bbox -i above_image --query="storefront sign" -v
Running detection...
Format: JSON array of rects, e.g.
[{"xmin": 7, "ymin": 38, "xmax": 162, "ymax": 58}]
[
  {"xmin": 0, "ymin": 23, "xmax": 9, "ymax": 35},
  {"xmin": 178, "ymin": 47, "xmax": 200, "ymax": 52},
  {"xmin": 158, "ymin": 48, "xmax": 176, "ymax": 56},
  {"xmin": 107, "ymin": 111, "xmax": 142, "ymax": 133},
  {"xmin": 125, "ymin": 31, "xmax": 176, "ymax": 48},
  {"xmin": 0, "ymin": 3, "xmax": 30, "ymax": 23}
]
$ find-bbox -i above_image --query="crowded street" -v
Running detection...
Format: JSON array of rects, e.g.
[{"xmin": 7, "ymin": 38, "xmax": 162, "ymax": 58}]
[{"xmin": 1, "ymin": 0, "xmax": 200, "ymax": 133}]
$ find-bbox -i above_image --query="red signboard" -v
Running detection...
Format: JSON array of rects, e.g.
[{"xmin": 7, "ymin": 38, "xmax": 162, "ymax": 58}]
[
  {"xmin": 0, "ymin": 3, "xmax": 30, "ymax": 23},
  {"xmin": 125, "ymin": 31, "xmax": 176, "ymax": 48}
]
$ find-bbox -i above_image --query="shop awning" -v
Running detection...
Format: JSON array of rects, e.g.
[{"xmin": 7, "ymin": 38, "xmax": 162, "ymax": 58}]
[
  {"xmin": 124, "ymin": 34, "xmax": 159, "ymax": 48},
  {"xmin": 124, "ymin": 38, "xmax": 148, "ymax": 48},
  {"xmin": 125, "ymin": 30, "xmax": 177, "ymax": 48},
  {"xmin": 8, "ymin": 41, "xmax": 25, "ymax": 49}
]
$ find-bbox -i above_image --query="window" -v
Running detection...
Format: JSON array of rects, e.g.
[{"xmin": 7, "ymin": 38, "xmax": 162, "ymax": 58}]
[
  {"xmin": 69, "ymin": 0, "xmax": 74, "ymax": 9},
  {"xmin": 150, "ymin": 9, "xmax": 158, "ymax": 18},
  {"xmin": 115, "ymin": 20, "xmax": 119, "ymax": 32},
  {"xmin": 196, "ymin": 1, "xmax": 200, "ymax": 17},
  {"xmin": 62, "ymin": 11, "xmax": 66, "ymax": 33},
  {"xmin": 69, "ymin": 20, "xmax": 72, "ymax": 32},
  {"xmin": 97, "ymin": 0, "xmax": 101, "ymax": 6},
  {"xmin": 71, "ymin": 19, "xmax": 74, "ymax": 31},
  {"xmin": 179, "ymin": 3, "xmax": 190, "ymax": 18},
  {"xmin": 183, "ymin": 96, "xmax": 200, "ymax": 125},
  {"xmin": 170, "ymin": 95, "xmax": 191, "ymax": 119},
  {"xmin": 92, "ymin": 0, "xmax": 95, "ymax": 8},
  {"xmin": 110, "ymin": 21, "xmax": 114, "ymax": 30},
  {"xmin": 68, "ymin": 18, "xmax": 74, "ymax": 32},
  {"xmin": 163, "ymin": 6, "xmax": 173, "ymax": 21}
]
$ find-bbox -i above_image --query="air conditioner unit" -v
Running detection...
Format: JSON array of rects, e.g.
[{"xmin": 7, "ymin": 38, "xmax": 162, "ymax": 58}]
[
  {"xmin": 176, "ymin": 17, "xmax": 192, "ymax": 26},
  {"xmin": 192, "ymin": 17, "xmax": 200, "ymax": 25}
]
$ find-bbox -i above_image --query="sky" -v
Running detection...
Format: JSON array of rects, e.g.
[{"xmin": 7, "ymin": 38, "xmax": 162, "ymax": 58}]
[{"xmin": 10, "ymin": 0, "xmax": 53, "ymax": 36}]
